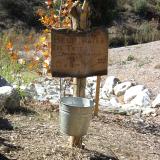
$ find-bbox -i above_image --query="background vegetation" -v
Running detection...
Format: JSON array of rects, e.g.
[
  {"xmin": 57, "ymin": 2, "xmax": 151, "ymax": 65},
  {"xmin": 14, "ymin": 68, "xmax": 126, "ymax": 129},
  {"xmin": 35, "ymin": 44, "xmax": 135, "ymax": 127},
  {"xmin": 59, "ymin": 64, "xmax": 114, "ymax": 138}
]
[
  {"xmin": 0, "ymin": 0, "xmax": 160, "ymax": 85},
  {"xmin": 0, "ymin": 0, "xmax": 160, "ymax": 46}
]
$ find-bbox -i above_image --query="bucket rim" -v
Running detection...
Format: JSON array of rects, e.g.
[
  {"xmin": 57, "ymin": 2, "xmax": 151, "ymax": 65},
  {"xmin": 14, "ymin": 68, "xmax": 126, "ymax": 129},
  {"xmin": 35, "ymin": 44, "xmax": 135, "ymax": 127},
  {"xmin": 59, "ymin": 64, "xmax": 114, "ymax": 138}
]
[{"xmin": 60, "ymin": 96, "xmax": 95, "ymax": 108}]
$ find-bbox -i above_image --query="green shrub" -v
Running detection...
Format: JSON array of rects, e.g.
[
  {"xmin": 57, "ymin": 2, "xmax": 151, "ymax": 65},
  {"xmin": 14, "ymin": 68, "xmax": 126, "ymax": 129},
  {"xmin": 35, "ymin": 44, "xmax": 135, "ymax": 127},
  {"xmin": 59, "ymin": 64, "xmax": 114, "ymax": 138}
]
[
  {"xmin": 134, "ymin": 0, "xmax": 148, "ymax": 16},
  {"xmin": 127, "ymin": 55, "xmax": 135, "ymax": 61},
  {"xmin": 156, "ymin": 0, "xmax": 160, "ymax": 13},
  {"xmin": 134, "ymin": 22, "xmax": 160, "ymax": 43},
  {"xmin": 90, "ymin": 0, "xmax": 118, "ymax": 26}
]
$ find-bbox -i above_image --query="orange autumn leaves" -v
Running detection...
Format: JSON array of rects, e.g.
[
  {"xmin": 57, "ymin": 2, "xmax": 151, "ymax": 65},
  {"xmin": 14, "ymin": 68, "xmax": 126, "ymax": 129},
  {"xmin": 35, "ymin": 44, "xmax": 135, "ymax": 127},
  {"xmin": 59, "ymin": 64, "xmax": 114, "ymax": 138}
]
[
  {"xmin": 6, "ymin": 0, "xmax": 73, "ymax": 75},
  {"xmin": 37, "ymin": 0, "xmax": 72, "ymax": 28},
  {"xmin": 6, "ymin": 41, "xmax": 13, "ymax": 50},
  {"xmin": 6, "ymin": 41, "xmax": 19, "ymax": 61},
  {"xmin": 5, "ymin": 35, "xmax": 50, "ymax": 74}
]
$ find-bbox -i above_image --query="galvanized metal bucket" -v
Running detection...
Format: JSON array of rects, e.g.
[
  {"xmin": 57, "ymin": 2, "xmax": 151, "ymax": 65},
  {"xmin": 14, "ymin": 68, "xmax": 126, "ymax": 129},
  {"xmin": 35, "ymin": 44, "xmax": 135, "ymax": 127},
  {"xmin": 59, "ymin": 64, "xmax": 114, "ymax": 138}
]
[{"xmin": 59, "ymin": 97, "xmax": 94, "ymax": 136}]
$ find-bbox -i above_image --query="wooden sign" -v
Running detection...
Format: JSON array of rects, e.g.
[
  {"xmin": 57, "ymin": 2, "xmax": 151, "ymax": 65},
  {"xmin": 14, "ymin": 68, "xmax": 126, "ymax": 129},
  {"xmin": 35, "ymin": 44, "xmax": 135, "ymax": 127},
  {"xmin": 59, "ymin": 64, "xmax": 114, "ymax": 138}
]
[{"xmin": 51, "ymin": 27, "xmax": 108, "ymax": 77}]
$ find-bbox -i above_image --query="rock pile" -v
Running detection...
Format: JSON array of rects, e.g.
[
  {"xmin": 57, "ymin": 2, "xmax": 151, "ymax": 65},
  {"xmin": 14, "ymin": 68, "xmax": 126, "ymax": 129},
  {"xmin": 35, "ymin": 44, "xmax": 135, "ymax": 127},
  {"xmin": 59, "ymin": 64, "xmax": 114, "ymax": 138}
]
[
  {"xmin": 100, "ymin": 76, "xmax": 159, "ymax": 116},
  {"xmin": 23, "ymin": 77, "xmax": 61, "ymax": 105},
  {"xmin": 24, "ymin": 75, "xmax": 160, "ymax": 116},
  {"xmin": 1, "ymin": 75, "xmax": 159, "ymax": 116}
]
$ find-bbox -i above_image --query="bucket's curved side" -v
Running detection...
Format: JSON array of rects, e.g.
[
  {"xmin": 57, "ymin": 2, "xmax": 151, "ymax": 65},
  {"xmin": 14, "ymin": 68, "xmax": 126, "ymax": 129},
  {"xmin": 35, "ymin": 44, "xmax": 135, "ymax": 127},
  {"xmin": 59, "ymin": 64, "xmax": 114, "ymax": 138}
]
[{"xmin": 59, "ymin": 101, "xmax": 93, "ymax": 136}]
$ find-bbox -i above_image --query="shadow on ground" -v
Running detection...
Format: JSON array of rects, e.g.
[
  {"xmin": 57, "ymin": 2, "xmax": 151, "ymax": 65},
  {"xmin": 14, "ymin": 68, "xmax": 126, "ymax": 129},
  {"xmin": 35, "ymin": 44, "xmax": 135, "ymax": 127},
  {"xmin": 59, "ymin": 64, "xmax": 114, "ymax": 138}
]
[
  {"xmin": 135, "ymin": 122, "xmax": 160, "ymax": 136},
  {"xmin": 123, "ymin": 121, "xmax": 160, "ymax": 137},
  {"xmin": 0, "ymin": 153, "xmax": 10, "ymax": 160},
  {"xmin": 86, "ymin": 149, "xmax": 119, "ymax": 160},
  {"xmin": 90, "ymin": 152, "xmax": 118, "ymax": 160},
  {"xmin": 0, "ymin": 118, "xmax": 13, "ymax": 130},
  {"xmin": 7, "ymin": 106, "xmax": 37, "ymax": 116},
  {"xmin": 0, "ymin": 137, "xmax": 22, "ymax": 159}
]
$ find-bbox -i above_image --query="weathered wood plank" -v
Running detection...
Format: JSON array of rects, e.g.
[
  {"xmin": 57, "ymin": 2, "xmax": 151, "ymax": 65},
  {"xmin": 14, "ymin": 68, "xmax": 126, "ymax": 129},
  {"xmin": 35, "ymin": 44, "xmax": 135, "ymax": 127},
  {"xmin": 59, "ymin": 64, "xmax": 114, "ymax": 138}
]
[{"xmin": 51, "ymin": 27, "xmax": 108, "ymax": 78}]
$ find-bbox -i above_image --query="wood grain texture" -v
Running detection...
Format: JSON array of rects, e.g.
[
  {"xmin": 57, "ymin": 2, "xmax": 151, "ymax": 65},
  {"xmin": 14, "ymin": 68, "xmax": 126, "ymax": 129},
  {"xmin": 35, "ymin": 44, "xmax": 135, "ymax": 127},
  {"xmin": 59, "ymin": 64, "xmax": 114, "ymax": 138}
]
[{"xmin": 51, "ymin": 27, "xmax": 108, "ymax": 78}]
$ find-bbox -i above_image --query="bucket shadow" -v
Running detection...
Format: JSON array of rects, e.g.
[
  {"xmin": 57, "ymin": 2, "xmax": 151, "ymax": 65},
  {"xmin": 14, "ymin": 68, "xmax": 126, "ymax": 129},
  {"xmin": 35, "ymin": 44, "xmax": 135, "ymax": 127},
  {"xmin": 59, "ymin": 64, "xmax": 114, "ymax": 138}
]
[
  {"xmin": 85, "ymin": 149, "xmax": 119, "ymax": 160},
  {"xmin": 90, "ymin": 152, "xmax": 119, "ymax": 160},
  {"xmin": 0, "ymin": 154, "xmax": 10, "ymax": 160},
  {"xmin": 0, "ymin": 118, "xmax": 13, "ymax": 130}
]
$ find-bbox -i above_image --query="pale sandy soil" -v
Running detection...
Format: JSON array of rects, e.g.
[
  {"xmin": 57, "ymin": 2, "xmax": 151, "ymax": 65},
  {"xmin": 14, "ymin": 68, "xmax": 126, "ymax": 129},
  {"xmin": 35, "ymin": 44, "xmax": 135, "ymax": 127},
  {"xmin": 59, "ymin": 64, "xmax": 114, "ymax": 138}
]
[{"xmin": 108, "ymin": 41, "xmax": 160, "ymax": 98}]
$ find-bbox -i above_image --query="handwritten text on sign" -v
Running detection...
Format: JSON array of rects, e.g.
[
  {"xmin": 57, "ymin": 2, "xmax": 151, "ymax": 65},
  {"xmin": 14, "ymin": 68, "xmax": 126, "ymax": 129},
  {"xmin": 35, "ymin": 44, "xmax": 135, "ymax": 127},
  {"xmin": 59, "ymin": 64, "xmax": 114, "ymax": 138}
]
[{"xmin": 51, "ymin": 28, "xmax": 108, "ymax": 77}]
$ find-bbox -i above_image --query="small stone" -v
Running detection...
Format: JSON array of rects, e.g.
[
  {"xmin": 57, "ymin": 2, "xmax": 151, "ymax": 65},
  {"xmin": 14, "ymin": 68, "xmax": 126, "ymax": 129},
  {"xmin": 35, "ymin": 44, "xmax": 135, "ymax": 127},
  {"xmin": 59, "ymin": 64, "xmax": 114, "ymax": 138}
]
[
  {"xmin": 124, "ymin": 85, "xmax": 145, "ymax": 103},
  {"xmin": 13, "ymin": 84, "xmax": 18, "ymax": 89},
  {"xmin": 43, "ymin": 80, "xmax": 51, "ymax": 86},
  {"xmin": 152, "ymin": 94, "xmax": 160, "ymax": 108},
  {"xmin": 34, "ymin": 84, "xmax": 46, "ymax": 96},
  {"xmin": 114, "ymin": 81, "xmax": 132, "ymax": 96},
  {"xmin": 46, "ymin": 89, "xmax": 57, "ymax": 95},
  {"xmin": 34, "ymin": 95, "xmax": 47, "ymax": 101},
  {"xmin": 20, "ymin": 85, "xmax": 27, "ymax": 90}
]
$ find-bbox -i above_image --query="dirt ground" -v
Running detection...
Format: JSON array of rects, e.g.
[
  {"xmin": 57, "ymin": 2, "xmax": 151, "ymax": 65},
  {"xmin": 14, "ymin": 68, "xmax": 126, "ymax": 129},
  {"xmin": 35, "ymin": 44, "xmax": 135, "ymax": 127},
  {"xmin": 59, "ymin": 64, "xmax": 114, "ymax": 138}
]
[
  {"xmin": 1, "ymin": 41, "xmax": 160, "ymax": 160},
  {"xmin": 0, "ymin": 101, "xmax": 160, "ymax": 160}
]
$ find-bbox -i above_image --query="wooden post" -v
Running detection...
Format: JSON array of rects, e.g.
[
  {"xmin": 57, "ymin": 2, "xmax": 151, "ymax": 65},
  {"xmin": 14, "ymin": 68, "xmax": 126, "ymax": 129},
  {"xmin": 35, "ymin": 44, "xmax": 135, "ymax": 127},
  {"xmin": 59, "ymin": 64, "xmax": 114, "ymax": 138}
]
[
  {"xmin": 73, "ymin": 78, "xmax": 86, "ymax": 97},
  {"xmin": 69, "ymin": 0, "xmax": 89, "ymax": 148},
  {"xmin": 69, "ymin": 78, "xmax": 86, "ymax": 148},
  {"xmin": 94, "ymin": 76, "xmax": 101, "ymax": 116}
]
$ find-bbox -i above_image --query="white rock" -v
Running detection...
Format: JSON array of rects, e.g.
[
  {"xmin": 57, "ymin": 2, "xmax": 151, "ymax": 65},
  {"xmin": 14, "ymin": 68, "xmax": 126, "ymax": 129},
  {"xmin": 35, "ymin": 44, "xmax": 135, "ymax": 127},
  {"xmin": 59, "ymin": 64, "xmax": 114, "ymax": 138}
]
[
  {"xmin": 20, "ymin": 85, "xmax": 27, "ymax": 90},
  {"xmin": 43, "ymin": 80, "xmax": 51, "ymax": 86},
  {"xmin": 114, "ymin": 81, "xmax": 132, "ymax": 96},
  {"xmin": 34, "ymin": 84, "xmax": 46, "ymax": 96},
  {"xmin": 99, "ymin": 99, "xmax": 111, "ymax": 107},
  {"xmin": 130, "ymin": 89, "xmax": 151, "ymax": 107},
  {"xmin": 33, "ymin": 95, "xmax": 47, "ymax": 101},
  {"xmin": 124, "ymin": 85, "xmax": 145, "ymax": 103},
  {"xmin": 13, "ymin": 84, "xmax": 18, "ymax": 89},
  {"xmin": 49, "ymin": 98, "xmax": 59, "ymax": 105},
  {"xmin": 46, "ymin": 89, "xmax": 57, "ymax": 95},
  {"xmin": 99, "ymin": 97, "xmax": 121, "ymax": 110},
  {"xmin": 152, "ymin": 94, "xmax": 160, "ymax": 108},
  {"xmin": 87, "ymin": 76, "xmax": 97, "ymax": 83},
  {"xmin": 0, "ymin": 86, "xmax": 12, "ymax": 95},
  {"xmin": 121, "ymin": 104, "xmax": 142, "ymax": 115},
  {"xmin": 142, "ymin": 108, "xmax": 156, "ymax": 116},
  {"xmin": 110, "ymin": 97, "xmax": 120, "ymax": 108},
  {"xmin": 0, "ymin": 86, "xmax": 20, "ymax": 111},
  {"xmin": 101, "ymin": 76, "xmax": 120, "ymax": 97}
]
